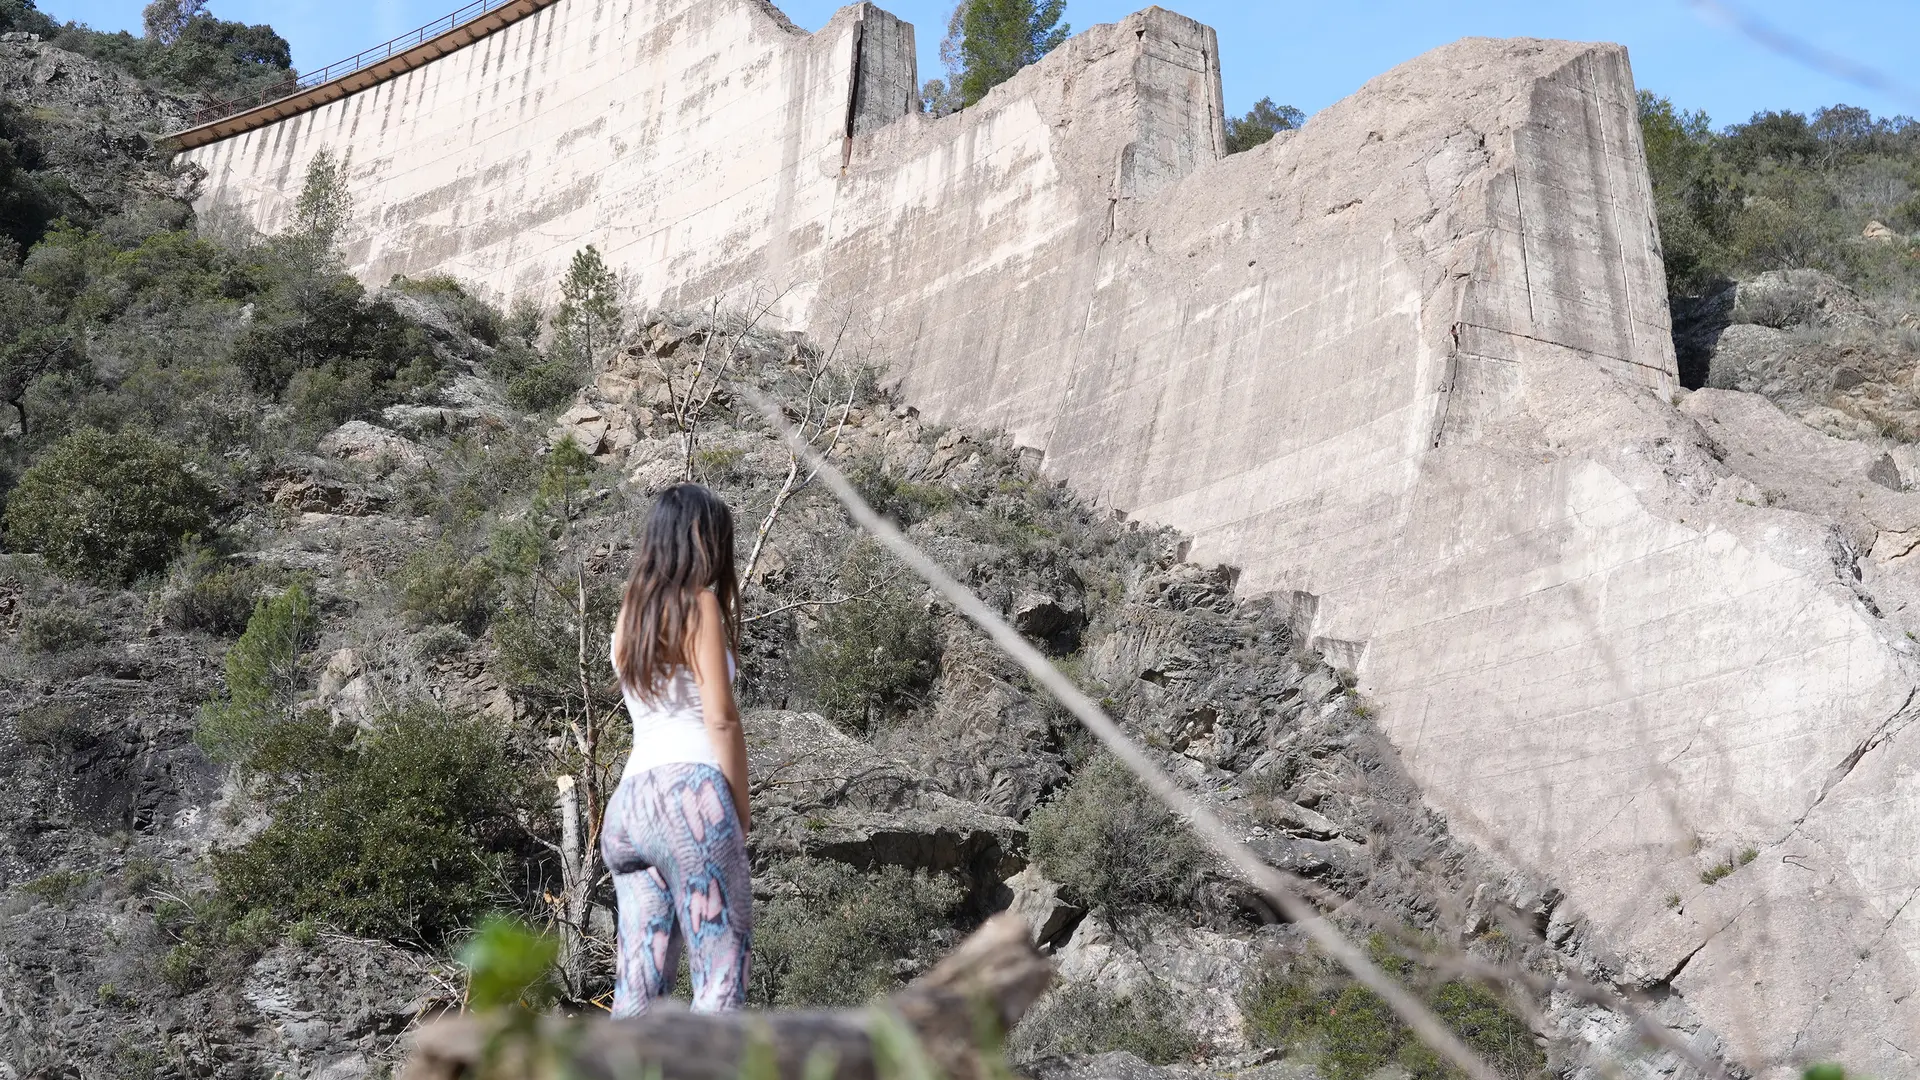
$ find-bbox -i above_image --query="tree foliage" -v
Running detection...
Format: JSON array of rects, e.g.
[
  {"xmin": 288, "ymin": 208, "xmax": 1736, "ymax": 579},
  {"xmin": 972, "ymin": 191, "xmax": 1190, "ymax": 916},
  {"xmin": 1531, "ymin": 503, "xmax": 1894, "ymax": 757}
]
[
  {"xmin": 290, "ymin": 149, "xmax": 352, "ymax": 254},
  {"xmin": 553, "ymin": 244, "xmax": 622, "ymax": 364},
  {"xmin": 1637, "ymin": 91, "xmax": 1920, "ymax": 295},
  {"xmin": 953, "ymin": 0, "xmax": 1069, "ymax": 108},
  {"xmin": 3, "ymin": 426, "xmax": 216, "ymax": 584},
  {"xmin": 1225, "ymin": 97, "xmax": 1305, "ymax": 154}
]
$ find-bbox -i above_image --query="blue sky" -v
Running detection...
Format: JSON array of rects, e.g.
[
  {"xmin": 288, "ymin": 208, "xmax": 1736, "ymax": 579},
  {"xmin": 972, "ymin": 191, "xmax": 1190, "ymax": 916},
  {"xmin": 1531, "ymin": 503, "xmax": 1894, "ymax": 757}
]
[{"xmin": 40, "ymin": 0, "xmax": 1920, "ymax": 129}]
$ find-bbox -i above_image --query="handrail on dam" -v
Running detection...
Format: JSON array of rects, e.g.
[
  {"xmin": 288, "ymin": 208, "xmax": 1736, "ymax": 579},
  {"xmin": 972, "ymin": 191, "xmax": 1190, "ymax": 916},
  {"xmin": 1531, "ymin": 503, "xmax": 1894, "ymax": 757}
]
[{"xmin": 167, "ymin": 0, "xmax": 561, "ymax": 149}]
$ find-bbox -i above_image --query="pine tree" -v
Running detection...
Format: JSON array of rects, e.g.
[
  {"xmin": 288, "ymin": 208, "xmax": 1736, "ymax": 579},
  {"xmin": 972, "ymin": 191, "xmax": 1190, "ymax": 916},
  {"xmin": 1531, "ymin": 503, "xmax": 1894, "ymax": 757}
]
[
  {"xmin": 955, "ymin": 0, "xmax": 1069, "ymax": 109},
  {"xmin": 553, "ymin": 245, "xmax": 622, "ymax": 364},
  {"xmin": 290, "ymin": 149, "xmax": 351, "ymax": 253}
]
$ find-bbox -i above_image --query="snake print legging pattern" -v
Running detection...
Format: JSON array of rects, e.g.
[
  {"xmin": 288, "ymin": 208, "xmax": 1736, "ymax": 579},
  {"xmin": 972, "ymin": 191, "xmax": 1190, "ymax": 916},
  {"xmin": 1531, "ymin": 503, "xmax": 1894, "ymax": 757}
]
[{"xmin": 600, "ymin": 762, "xmax": 752, "ymax": 1015}]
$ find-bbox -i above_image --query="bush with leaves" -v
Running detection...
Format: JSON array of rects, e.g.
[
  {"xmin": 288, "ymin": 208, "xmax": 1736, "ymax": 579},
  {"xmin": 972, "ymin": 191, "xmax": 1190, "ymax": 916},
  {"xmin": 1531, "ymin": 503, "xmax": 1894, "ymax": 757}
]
[
  {"xmin": 846, "ymin": 454, "xmax": 953, "ymax": 527},
  {"xmin": 1241, "ymin": 939, "xmax": 1545, "ymax": 1080},
  {"xmin": 1009, "ymin": 981, "xmax": 1199, "ymax": 1065},
  {"xmin": 397, "ymin": 540, "xmax": 496, "ymax": 636},
  {"xmin": 487, "ymin": 336, "xmax": 580, "ymax": 412},
  {"xmin": 748, "ymin": 857, "xmax": 960, "ymax": 1008},
  {"xmin": 194, "ymin": 582, "xmax": 313, "ymax": 767},
  {"xmin": 213, "ymin": 704, "xmax": 524, "ymax": 944},
  {"xmin": 1026, "ymin": 752, "xmax": 1206, "ymax": 909},
  {"xmin": 3, "ymin": 426, "xmax": 216, "ymax": 585},
  {"xmin": 16, "ymin": 605, "xmax": 104, "ymax": 653},
  {"xmin": 158, "ymin": 544, "xmax": 267, "ymax": 635},
  {"xmin": 229, "ymin": 267, "xmax": 435, "ymax": 425},
  {"xmin": 794, "ymin": 542, "xmax": 939, "ymax": 732}
]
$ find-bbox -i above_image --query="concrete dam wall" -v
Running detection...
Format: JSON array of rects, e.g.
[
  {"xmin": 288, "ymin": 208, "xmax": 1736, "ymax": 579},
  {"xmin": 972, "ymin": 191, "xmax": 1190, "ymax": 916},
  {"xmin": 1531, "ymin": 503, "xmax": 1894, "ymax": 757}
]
[{"xmin": 177, "ymin": 3, "xmax": 1920, "ymax": 1074}]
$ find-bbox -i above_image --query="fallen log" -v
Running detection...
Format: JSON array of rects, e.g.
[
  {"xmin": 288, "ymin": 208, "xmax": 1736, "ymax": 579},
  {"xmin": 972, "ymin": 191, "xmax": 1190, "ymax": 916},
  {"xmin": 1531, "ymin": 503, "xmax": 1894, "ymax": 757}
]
[{"xmin": 401, "ymin": 913, "xmax": 1051, "ymax": 1080}]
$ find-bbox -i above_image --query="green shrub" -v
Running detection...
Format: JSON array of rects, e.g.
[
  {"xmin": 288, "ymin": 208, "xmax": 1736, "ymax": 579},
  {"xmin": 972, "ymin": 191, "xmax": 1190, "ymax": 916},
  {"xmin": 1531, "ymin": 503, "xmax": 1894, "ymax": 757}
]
[
  {"xmin": 212, "ymin": 704, "xmax": 522, "ymax": 944},
  {"xmin": 20, "ymin": 868, "xmax": 91, "ymax": 904},
  {"xmin": 3, "ymin": 427, "xmax": 217, "ymax": 585},
  {"xmin": 228, "ymin": 268, "xmax": 437, "ymax": 426},
  {"xmin": 1010, "ymin": 980, "xmax": 1199, "ymax": 1065},
  {"xmin": 693, "ymin": 445, "xmax": 745, "ymax": 483},
  {"xmin": 147, "ymin": 888, "xmax": 288, "ymax": 997},
  {"xmin": 486, "ymin": 337, "xmax": 581, "ymax": 412},
  {"xmin": 1241, "ymin": 940, "xmax": 1545, "ymax": 1080},
  {"xmin": 391, "ymin": 273, "xmax": 502, "ymax": 345},
  {"xmin": 397, "ymin": 541, "xmax": 496, "ymax": 635},
  {"xmin": 15, "ymin": 702, "xmax": 92, "ymax": 756},
  {"xmin": 158, "ymin": 544, "xmax": 266, "ymax": 635},
  {"xmin": 847, "ymin": 455, "xmax": 953, "ymax": 526},
  {"xmin": 410, "ymin": 623, "xmax": 471, "ymax": 663},
  {"xmin": 749, "ymin": 858, "xmax": 960, "ymax": 1008},
  {"xmin": 16, "ymin": 605, "xmax": 104, "ymax": 653},
  {"xmin": 1027, "ymin": 753, "xmax": 1205, "ymax": 910},
  {"xmin": 794, "ymin": 541, "xmax": 938, "ymax": 733},
  {"xmin": 195, "ymin": 582, "xmax": 315, "ymax": 769}
]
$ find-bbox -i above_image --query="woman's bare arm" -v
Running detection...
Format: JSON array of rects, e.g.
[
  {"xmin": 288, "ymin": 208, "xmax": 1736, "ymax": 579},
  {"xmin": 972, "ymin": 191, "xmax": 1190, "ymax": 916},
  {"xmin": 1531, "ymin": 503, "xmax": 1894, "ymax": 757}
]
[{"xmin": 688, "ymin": 590, "xmax": 750, "ymax": 831}]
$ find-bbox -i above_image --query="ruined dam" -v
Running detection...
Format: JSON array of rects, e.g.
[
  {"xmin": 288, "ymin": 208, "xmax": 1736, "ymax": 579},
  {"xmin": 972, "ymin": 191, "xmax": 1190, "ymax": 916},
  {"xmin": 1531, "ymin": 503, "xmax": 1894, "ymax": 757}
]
[{"xmin": 176, "ymin": 2, "xmax": 1920, "ymax": 1074}]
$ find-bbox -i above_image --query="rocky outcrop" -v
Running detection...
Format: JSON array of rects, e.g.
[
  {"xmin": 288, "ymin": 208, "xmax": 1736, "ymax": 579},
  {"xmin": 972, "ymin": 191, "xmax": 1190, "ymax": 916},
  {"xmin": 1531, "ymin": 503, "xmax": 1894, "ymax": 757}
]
[{"xmin": 746, "ymin": 710, "xmax": 1025, "ymax": 907}]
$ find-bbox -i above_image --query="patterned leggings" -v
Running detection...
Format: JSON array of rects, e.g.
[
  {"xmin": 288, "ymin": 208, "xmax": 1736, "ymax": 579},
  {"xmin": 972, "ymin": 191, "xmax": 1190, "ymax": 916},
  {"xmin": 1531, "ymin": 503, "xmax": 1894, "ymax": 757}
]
[{"xmin": 600, "ymin": 762, "xmax": 753, "ymax": 1016}]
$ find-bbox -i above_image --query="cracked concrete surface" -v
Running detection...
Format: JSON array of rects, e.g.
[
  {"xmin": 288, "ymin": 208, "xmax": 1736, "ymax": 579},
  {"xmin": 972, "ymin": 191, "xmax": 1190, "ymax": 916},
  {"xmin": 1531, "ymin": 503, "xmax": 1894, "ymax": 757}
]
[{"xmin": 180, "ymin": 2, "xmax": 1920, "ymax": 1073}]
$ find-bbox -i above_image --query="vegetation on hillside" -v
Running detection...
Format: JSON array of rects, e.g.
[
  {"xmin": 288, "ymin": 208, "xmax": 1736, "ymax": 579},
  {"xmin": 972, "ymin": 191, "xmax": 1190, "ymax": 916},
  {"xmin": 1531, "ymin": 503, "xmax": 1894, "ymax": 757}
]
[
  {"xmin": 0, "ymin": 0, "xmax": 289, "ymax": 99},
  {"xmin": 1639, "ymin": 92, "xmax": 1920, "ymax": 298}
]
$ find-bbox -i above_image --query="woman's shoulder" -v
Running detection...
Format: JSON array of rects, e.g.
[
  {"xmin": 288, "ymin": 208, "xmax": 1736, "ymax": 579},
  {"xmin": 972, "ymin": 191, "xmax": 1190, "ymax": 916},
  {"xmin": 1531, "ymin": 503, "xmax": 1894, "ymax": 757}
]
[{"xmin": 692, "ymin": 588, "xmax": 727, "ymax": 626}]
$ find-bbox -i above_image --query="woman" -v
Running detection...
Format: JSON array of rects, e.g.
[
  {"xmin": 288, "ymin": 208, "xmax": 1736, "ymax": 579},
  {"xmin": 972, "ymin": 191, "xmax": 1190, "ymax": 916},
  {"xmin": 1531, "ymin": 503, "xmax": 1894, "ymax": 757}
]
[{"xmin": 601, "ymin": 482, "xmax": 752, "ymax": 1016}]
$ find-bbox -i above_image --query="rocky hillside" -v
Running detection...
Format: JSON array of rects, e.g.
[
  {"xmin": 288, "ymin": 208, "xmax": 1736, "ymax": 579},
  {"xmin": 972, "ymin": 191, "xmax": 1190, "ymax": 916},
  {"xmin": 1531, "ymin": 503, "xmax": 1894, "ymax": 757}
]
[{"xmin": 0, "ymin": 32, "xmax": 1824, "ymax": 1080}]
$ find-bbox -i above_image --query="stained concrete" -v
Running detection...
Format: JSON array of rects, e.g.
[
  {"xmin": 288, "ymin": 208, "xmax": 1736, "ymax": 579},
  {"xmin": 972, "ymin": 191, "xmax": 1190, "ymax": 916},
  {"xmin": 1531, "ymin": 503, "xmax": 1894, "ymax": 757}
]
[{"xmin": 179, "ymin": 3, "xmax": 1920, "ymax": 1074}]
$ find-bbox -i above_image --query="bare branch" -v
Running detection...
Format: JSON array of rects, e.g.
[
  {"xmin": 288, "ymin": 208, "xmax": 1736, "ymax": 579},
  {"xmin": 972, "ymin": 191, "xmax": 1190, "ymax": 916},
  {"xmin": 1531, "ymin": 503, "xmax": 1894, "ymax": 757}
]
[{"xmin": 741, "ymin": 590, "xmax": 879, "ymax": 624}]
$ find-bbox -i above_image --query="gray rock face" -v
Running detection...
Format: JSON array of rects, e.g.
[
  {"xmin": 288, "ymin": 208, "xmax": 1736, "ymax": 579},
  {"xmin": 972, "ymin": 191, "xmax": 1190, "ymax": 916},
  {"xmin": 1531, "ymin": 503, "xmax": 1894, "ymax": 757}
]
[{"xmin": 745, "ymin": 711, "xmax": 1026, "ymax": 906}]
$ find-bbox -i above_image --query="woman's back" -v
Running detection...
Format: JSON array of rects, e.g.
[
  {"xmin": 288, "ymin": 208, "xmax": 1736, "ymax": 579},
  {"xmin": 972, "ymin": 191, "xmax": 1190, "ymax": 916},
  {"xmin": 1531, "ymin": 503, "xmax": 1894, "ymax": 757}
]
[{"xmin": 613, "ymin": 641, "xmax": 733, "ymax": 778}]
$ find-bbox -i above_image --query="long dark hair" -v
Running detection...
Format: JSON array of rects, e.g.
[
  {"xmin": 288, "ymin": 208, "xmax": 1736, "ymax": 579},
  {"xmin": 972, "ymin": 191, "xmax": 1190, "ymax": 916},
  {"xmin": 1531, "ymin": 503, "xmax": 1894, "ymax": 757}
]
[{"xmin": 614, "ymin": 483, "xmax": 740, "ymax": 699}]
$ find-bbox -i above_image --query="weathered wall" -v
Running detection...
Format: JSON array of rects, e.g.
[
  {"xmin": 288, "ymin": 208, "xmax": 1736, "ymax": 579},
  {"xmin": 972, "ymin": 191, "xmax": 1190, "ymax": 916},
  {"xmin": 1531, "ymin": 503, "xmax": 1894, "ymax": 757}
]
[{"xmin": 181, "ymin": 5, "xmax": 1920, "ymax": 1075}]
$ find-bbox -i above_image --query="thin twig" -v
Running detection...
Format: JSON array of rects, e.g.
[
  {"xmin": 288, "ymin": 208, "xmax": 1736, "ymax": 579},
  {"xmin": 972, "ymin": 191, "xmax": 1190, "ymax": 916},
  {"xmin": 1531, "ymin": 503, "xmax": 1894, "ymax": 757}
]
[{"xmin": 742, "ymin": 591, "xmax": 880, "ymax": 624}]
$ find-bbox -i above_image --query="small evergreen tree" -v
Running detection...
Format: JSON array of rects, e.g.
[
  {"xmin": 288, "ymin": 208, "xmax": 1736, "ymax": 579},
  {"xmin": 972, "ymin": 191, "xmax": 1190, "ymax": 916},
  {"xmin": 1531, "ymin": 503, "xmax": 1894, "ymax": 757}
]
[
  {"xmin": 553, "ymin": 244, "xmax": 622, "ymax": 364},
  {"xmin": 955, "ymin": 0, "xmax": 1069, "ymax": 108},
  {"xmin": 195, "ymin": 583, "xmax": 315, "ymax": 768},
  {"xmin": 290, "ymin": 149, "xmax": 351, "ymax": 253},
  {"xmin": 1225, "ymin": 98, "xmax": 1305, "ymax": 154}
]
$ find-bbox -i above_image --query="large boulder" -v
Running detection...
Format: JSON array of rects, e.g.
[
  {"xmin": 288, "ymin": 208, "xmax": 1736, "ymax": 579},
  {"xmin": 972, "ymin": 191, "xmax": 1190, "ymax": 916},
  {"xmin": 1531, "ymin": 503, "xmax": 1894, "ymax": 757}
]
[{"xmin": 745, "ymin": 711, "xmax": 1025, "ymax": 907}]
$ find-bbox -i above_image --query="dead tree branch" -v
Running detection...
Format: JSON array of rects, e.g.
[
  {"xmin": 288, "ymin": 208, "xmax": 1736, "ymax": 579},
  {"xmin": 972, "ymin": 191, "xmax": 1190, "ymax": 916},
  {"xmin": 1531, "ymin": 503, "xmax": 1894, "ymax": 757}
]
[{"xmin": 401, "ymin": 913, "xmax": 1049, "ymax": 1080}]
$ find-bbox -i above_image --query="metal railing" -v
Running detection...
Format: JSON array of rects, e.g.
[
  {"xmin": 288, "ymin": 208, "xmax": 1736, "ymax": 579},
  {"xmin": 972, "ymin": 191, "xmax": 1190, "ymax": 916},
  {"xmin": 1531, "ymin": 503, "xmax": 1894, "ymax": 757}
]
[{"xmin": 187, "ymin": 0, "xmax": 524, "ymax": 126}]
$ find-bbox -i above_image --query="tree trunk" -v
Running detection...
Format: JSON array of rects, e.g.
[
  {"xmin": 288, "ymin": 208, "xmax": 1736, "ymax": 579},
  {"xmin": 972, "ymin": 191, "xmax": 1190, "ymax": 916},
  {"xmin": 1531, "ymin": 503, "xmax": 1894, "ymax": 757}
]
[
  {"xmin": 554, "ymin": 773, "xmax": 587, "ymax": 996},
  {"xmin": 402, "ymin": 913, "xmax": 1051, "ymax": 1080}
]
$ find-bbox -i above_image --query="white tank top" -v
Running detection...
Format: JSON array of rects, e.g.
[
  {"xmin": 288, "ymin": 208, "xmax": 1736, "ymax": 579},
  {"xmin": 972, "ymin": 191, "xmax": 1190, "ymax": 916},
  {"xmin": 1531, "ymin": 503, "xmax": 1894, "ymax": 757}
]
[{"xmin": 612, "ymin": 636, "xmax": 736, "ymax": 780}]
